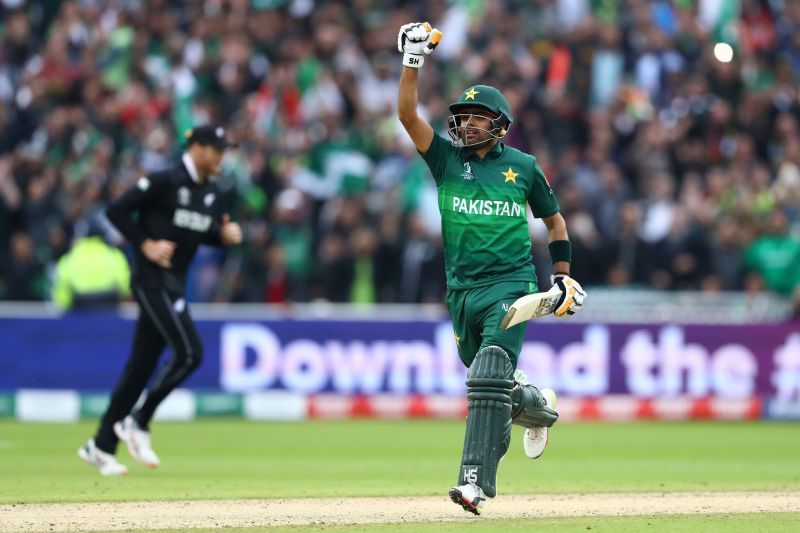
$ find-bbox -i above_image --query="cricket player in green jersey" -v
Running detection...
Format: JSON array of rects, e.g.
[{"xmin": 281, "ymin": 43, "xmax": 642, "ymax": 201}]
[{"xmin": 397, "ymin": 22, "xmax": 587, "ymax": 515}]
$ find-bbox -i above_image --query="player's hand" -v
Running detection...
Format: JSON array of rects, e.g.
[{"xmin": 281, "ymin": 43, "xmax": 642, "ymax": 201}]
[
  {"xmin": 551, "ymin": 274, "xmax": 586, "ymax": 317},
  {"xmin": 141, "ymin": 239, "xmax": 176, "ymax": 268},
  {"xmin": 397, "ymin": 22, "xmax": 442, "ymax": 68},
  {"xmin": 220, "ymin": 214, "xmax": 242, "ymax": 246}
]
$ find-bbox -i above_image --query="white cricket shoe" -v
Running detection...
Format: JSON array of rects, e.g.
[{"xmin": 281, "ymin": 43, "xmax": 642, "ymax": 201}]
[
  {"xmin": 78, "ymin": 439, "xmax": 129, "ymax": 476},
  {"xmin": 449, "ymin": 483, "xmax": 487, "ymax": 515},
  {"xmin": 114, "ymin": 416, "xmax": 160, "ymax": 468},
  {"xmin": 523, "ymin": 387, "xmax": 557, "ymax": 459}
]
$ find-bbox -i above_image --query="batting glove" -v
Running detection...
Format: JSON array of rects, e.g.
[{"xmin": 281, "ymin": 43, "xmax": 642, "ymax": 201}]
[
  {"xmin": 551, "ymin": 274, "xmax": 587, "ymax": 317},
  {"xmin": 397, "ymin": 22, "xmax": 442, "ymax": 68}
]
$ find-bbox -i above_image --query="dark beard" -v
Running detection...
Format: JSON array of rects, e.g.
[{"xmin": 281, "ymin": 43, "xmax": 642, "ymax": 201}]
[{"xmin": 462, "ymin": 136, "xmax": 494, "ymax": 150}]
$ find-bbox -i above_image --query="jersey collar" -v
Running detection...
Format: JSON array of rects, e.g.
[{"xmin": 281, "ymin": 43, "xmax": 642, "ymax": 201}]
[
  {"xmin": 182, "ymin": 153, "xmax": 201, "ymax": 184},
  {"xmin": 465, "ymin": 141, "xmax": 504, "ymax": 160}
]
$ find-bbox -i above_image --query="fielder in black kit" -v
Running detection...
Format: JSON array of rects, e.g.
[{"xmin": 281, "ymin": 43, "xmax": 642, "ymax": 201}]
[{"xmin": 79, "ymin": 125, "xmax": 243, "ymax": 476}]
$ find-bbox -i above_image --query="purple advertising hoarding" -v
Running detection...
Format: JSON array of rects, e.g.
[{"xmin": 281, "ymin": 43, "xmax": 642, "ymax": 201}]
[{"xmin": 1, "ymin": 316, "xmax": 799, "ymax": 400}]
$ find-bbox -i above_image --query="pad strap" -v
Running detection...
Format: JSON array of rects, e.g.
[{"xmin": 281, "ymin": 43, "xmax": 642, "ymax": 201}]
[{"xmin": 511, "ymin": 384, "xmax": 559, "ymax": 428}]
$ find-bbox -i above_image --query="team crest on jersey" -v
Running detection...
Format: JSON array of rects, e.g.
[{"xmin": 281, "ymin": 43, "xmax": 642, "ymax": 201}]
[
  {"xmin": 461, "ymin": 162, "xmax": 475, "ymax": 181},
  {"xmin": 204, "ymin": 193, "xmax": 216, "ymax": 207},
  {"xmin": 502, "ymin": 167, "xmax": 518, "ymax": 184},
  {"xmin": 178, "ymin": 186, "xmax": 191, "ymax": 206}
]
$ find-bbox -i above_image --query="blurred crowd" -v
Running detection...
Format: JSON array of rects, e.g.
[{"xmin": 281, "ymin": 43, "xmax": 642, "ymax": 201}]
[{"xmin": 1, "ymin": 0, "xmax": 800, "ymax": 309}]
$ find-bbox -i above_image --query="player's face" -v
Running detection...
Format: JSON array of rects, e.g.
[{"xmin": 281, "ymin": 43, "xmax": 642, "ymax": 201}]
[
  {"xmin": 455, "ymin": 107, "xmax": 497, "ymax": 146},
  {"xmin": 204, "ymin": 145, "xmax": 225, "ymax": 176}
]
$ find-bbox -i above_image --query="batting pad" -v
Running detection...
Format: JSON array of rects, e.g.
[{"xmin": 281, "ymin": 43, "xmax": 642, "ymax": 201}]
[
  {"xmin": 458, "ymin": 345, "xmax": 514, "ymax": 498},
  {"xmin": 511, "ymin": 383, "xmax": 559, "ymax": 428}
]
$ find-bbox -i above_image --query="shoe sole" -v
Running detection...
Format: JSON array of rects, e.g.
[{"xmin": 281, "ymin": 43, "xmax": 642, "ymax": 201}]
[
  {"xmin": 448, "ymin": 488, "xmax": 481, "ymax": 515},
  {"xmin": 113, "ymin": 422, "xmax": 159, "ymax": 469}
]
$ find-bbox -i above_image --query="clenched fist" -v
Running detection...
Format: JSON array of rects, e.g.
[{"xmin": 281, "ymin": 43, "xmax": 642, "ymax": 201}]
[
  {"xmin": 397, "ymin": 22, "xmax": 442, "ymax": 68},
  {"xmin": 220, "ymin": 214, "xmax": 242, "ymax": 246},
  {"xmin": 141, "ymin": 239, "xmax": 176, "ymax": 269}
]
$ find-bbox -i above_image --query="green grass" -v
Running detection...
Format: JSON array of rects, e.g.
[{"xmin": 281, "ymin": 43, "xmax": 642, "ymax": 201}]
[{"xmin": 0, "ymin": 419, "xmax": 798, "ymax": 504}]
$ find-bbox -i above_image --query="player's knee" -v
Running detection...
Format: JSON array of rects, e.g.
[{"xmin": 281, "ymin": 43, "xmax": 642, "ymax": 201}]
[
  {"xmin": 466, "ymin": 345, "xmax": 514, "ymax": 403},
  {"xmin": 468, "ymin": 345, "xmax": 514, "ymax": 381},
  {"xmin": 174, "ymin": 341, "xmax": 203, "ymax": 370},
  {"xmin": 188, "ymin": 342, "xmax": 204, "ymax": 370}
]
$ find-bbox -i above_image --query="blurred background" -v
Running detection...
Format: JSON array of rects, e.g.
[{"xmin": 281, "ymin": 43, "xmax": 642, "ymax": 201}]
[{"xmin": 1, "ymin": 0, "xmax": 799, "ymax": 423}]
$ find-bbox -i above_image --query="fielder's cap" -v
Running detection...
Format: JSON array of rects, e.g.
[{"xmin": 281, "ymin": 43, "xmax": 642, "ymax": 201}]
[{"xmin": 184, "ymin": 125, "xmax": 237, "ymax": 149}]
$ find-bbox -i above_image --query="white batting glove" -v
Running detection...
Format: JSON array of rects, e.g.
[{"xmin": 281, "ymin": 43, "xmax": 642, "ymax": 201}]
[
  {"xmin": 397, "ymin": 22, "xmax": 442, "ymax": 68},
  {"xmin": 551, "ymin": 274, "xmax": 587, "ymax": 317}
]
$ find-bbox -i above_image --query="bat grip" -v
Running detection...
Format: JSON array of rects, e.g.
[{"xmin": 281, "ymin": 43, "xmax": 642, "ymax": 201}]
[{"xmin": 425, "ymin": 30, "xmax": 442, "ymax": 54}]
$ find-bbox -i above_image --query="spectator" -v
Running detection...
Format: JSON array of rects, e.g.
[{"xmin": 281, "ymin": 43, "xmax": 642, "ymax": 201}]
[
  {"xmin": 0, "ymin": 0, "xmax": 798, "ymax": 305},
  {"xmin": 52, "ymin": 229, "xmax": 130, "ymax": 311},
  {"xmin": 708, "ymin": 216, "xmax": 746, "ymax": 291},
  {"xmin": 313, "ymin": 232, "xmax": 353, "ymax": 302},
  {"xmin": 398, "ymin": 213, "xmax": 442, "ymax": 303},
  {"xmin": 1, "ymin": 232, "xmax": 45, "ymax": 301},
  {"xmin": 744, "ymin": 209, "xmax": 800, "ymax": 296}
]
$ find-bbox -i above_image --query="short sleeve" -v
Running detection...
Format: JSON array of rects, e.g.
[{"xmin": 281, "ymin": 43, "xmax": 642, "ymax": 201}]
[
  {"xmin": 419, "ymin": 133, "xmax": 458, "ymax": 186},
  {"xmin": 527, "ymin": 159, "xmax": 560, "ymax": 218}
]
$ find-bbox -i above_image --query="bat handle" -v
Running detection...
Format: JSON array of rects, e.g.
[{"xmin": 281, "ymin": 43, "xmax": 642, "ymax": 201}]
[{"xmin": 425, "ymin": 30, "xmax": 442, "ymax": 54}]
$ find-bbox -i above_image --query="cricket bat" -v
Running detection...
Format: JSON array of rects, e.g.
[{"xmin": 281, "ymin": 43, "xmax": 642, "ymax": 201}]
[{"xmin": 499, "ymin": 285, "xmax": 563, "ymax": 330}]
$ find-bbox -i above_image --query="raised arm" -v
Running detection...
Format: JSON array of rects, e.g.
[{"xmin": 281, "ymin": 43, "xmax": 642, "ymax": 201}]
[{"xmin": 396, "ymin": 22, "xmax": 441, "ymax": 154}]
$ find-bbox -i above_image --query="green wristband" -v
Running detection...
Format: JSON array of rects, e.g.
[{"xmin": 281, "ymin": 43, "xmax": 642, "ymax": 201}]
[{"xmin": 548, "ymin": 240, "xmax": 572, "ymax": 264}]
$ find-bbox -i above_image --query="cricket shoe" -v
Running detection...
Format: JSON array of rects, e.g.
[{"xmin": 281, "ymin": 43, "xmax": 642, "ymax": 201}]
[
  {"xmin": 78, "ymin": 439, "xmax": 129, "ymax": 476},
  {"xmin": 114, "ymin": 416, "xmax": 160, "ymax": 468},
  {"xmin": 524, "ymin": 387, "xmax": 557, "ymax": 459},
  {"xmin": 449, "ymin": 483, "xmax": 486, "ymax": 515}
]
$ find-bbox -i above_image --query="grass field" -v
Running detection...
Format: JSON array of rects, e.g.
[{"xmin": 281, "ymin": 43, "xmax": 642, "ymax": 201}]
[{"xmin": 1, "ymin": 419, "xmax": 799, "ymax": 531}]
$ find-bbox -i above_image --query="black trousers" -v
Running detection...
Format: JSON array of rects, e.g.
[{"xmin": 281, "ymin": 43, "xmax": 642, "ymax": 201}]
[{"xmin": 94, "ymin": 286, "xmax": 203, "ymax": 454}]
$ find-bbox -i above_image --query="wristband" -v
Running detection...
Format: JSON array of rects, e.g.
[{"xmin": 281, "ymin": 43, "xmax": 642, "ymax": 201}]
[
  {"xmin": 403, "ymin": 53, "xmax": 424, "ymax": 68},
  {"xmin": 548, "ymin": 240, "xmax": 572, "ymax": 264}
]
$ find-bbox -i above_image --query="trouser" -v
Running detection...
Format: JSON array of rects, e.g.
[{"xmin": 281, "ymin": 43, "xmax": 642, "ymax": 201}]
[
  {"xmin": 447, "ymin": 280, "xmax": 538, "ymax": 496},
  {"xmin": 94, "ymin": 286, "xmax": 203, "ymax": 454},
  {"xmin": 446, "ymin": 280, "xmax": 536, "ymax": 368}
]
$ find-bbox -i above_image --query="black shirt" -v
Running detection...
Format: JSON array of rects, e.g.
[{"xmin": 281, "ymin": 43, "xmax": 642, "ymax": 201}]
[{"xmin": 106, "ymin": 156, "xmax": 223, "ymax": 293}]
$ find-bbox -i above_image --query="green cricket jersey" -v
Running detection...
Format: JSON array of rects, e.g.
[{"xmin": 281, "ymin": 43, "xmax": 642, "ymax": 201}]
[{"xmin": 421, "ymin": 133, "xmax": 559, "ymax": 289}]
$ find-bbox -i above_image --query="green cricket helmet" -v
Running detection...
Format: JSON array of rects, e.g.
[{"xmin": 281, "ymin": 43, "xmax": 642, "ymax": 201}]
[{"xmin": 447, "ymin": 85, "xmax": 513, "ymax": 147}]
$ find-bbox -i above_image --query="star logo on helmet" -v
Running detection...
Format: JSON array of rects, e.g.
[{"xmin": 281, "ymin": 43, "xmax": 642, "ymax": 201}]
[
  {"xmin": 502, "ymin": 167, "xmax": 518, "ymax": 183},
  {"xmin": 464, "ymin": 87, "xmax": 479, "ymax": 100}
]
